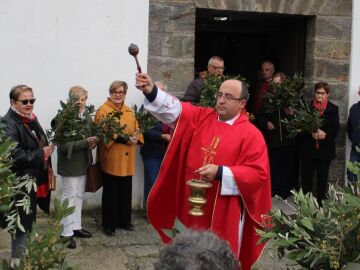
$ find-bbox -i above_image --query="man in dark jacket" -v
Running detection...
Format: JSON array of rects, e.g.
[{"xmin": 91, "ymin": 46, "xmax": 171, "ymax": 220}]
[
  {"xmin": 182, "ymin": 56, "xmax": 224, "ymax": 103},
  {"xmin": 347, "ymin": 87, "xmax": 360, "ymax": 183}
]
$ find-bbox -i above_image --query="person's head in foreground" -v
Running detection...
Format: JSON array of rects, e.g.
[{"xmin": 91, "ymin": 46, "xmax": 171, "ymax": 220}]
[{"xmin": 154, "ymin": 230, "xmax": 241, "ymax": 270}]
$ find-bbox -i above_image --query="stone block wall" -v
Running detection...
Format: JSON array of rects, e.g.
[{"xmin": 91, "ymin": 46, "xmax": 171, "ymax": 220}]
[{"xmin": 148, "ymin": 0, "xmax": 352, "ymax": 182}]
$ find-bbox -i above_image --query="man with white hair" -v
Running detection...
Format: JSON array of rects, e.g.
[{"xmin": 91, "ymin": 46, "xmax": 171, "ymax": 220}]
[
  {"xmin": 182, "ymin": 56, "xmax": 224, "ymax": 103},
  {"xmin": 252, "ymin": 60, "xmax": 275, "ymax": 115}
]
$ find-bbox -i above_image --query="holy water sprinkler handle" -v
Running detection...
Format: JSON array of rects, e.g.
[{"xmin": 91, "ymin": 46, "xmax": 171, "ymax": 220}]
[{"xmin": 128, "ymin": 43, "xmax": 142, "ymax": 73}]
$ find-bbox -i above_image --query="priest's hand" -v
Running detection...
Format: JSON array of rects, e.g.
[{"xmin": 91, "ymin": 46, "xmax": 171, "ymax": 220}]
[
  {"xmin": 197, "ymin": 164, "xmax": 218, "ymax": 181},
  {"xmin": 135, "ymin": 72, "xmax": 154, "ymax": 94}
]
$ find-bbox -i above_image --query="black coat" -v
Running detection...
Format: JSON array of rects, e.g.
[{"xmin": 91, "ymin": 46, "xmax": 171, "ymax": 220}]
[
  {"xmin": 2, "ymin": 108, "xmax": 50, "ymax": 233},
  {"xmin": 256, "ymin": 108, "xmax": 295, "ymax": 148},
  {"xmin": 182, "ymin": 78, "xmax": 204, "ymax": 103},
  {"xmin": 347, "ymin": 101, "xmax": 360, "ymax": 146},
  {"xmin": 140, "ymin": 121, "xmax": 168, "ymax": 159},
  {"xmin": 298, "ymin": 101, "xmax": 339, "ymax": 161}
]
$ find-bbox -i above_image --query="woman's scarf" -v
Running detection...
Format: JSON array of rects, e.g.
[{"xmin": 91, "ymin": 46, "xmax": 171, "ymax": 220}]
[
  {"xmin": 313, "ymin": 98, "xmax": 328, "ymax": 116},
  {"xmin": 11, "ymin": 106, "xmax": 37, "ymax": 122}
]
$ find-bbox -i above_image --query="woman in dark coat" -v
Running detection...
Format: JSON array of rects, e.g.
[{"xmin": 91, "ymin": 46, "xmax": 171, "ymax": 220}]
[
  {"xmin": 298, "ymin": 82, "xmax": 339, "ymax": 203},
  {"xmin": 2, "ymin": 85, "xmax": 55, "ymax": 266}
]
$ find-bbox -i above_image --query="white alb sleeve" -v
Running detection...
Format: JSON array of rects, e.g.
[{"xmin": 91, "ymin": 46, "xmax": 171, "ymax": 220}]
[
  {"xmin": 144, "ymin": 88, "xmax": 181, "ymax": 127},
  {"xmin": 220, "ymin": 166, "xmax": 240, "ymax": 196}
]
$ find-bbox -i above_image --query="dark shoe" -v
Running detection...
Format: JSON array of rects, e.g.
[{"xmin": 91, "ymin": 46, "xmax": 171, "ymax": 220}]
[
  {"xmin": 61, "ymin": 236, "xmax": 76, "ymax": 249},
  {"xmin": 73, "ymin": 229, "xmax": 93, "ymax": 238},
  {"xmin": 120, "ymin": 224, "xmax": 134, "ymax": 231},
  {"xmin": 103, "ymin": 227, "xmax": 115, "ymax": 236}
]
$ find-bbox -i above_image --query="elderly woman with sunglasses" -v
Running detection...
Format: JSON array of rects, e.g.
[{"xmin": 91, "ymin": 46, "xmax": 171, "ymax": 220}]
[
  {"xmin": 2, "ymin": 85, "xmax": 55, "ymax": 267},
  {"xmin": 95, "ymin": 81, "xmax": 143, "ymax": 236}
]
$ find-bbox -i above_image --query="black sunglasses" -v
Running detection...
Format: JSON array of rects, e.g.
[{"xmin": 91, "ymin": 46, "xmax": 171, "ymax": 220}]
[{"xmin": 15, "ymin": 99, "xmax": 36, "ymax": 105}]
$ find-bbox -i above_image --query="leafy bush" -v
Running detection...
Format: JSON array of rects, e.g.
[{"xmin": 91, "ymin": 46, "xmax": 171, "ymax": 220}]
[
  {"xmin": 2, "ymin": 199, "xmax": 77, "ymax": 270},
  {"xmin": 0, "ymin": 118, "xmax": 36, "ymax": 234},
  {"xmin": 257, "ymin": 183, "xmax": 360, "ymax": 270},
  {"xmin": 1, "ymin": 117, "xmax": 77, "ymax": 269}
]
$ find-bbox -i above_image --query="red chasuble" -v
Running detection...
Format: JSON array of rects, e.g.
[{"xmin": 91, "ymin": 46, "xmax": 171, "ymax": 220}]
[{"xmin": 147, "ymin": 102, "xmax": 272, "ymax": 270}]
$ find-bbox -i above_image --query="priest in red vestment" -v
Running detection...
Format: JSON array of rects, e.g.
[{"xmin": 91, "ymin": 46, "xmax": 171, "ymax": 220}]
[{"xmin": 135, "ymin": 73, "xmax": 272, "ymax": 270}]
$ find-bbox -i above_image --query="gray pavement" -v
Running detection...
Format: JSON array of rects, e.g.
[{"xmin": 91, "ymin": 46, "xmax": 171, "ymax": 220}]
[{"xmin": 0, "ymin": 198, "xmax": 298, "ymax": 269}]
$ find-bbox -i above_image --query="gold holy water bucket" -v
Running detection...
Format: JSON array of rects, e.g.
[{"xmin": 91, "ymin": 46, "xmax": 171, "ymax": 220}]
[{"xmin": 186, "ymin": 179, "xmax": 212, "ymax": 216}]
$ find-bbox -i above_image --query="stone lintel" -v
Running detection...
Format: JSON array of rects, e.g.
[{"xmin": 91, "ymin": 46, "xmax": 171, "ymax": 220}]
[
  {"xmin": 316, "ymin": 16, "xmax": 352, "ymax": 40},
  {"xmin": 149, "ymin": 3, "xmax": 195, "ymax": 33},
  {"xmin": 151, "ymin": 0, "xmax": 193, "ymax": 4},
  {"xmin": 319, "ymin": 0, "xmax": 352, "ymax": 16}
]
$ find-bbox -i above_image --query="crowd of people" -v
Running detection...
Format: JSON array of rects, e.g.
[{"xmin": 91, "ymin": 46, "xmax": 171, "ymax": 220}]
[
  {"xmin": 1, "ymin": 56, "xmax": 357, "ymax": 269},
  {"xmin": 251, "ymin": 61, "xmax": 341, "ymax": 205}
]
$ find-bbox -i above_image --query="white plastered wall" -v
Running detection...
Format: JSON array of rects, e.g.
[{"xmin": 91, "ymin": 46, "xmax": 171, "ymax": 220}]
[{"xmin": 0, "ymin": 0, "xmax": 149, "ymax": 209}]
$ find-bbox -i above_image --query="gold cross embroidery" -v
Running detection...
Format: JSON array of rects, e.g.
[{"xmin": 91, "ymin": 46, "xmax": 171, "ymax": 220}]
[{"xmin": 200, "ymin": 136, "xmax": 221, "ymax": 166}]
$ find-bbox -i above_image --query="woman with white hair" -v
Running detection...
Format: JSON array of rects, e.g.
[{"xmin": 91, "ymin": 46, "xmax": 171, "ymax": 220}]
[{"xmin": 55, "ymin": 86, "xmax": 98, "ymax": 249}]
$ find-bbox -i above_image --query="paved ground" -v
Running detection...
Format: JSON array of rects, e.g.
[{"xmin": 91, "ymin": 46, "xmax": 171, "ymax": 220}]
[{"xmin": 0, "ymin": 198, "xmax": 299, "ymax": 270}]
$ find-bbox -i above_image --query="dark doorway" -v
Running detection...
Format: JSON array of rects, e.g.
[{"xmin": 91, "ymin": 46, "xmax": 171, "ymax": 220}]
[{"xmin": 195, "ymin": 9, "xmax": 311, "ymax": 107}]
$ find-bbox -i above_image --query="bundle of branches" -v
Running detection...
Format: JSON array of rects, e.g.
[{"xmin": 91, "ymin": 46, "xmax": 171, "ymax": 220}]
[
  {"xmin": 47, "ymin": 97, "xmax": 94, "ymax": 144},
  {"xmin": 281, "ymin": 99, "xmax": 324, "ymax": 139},
  {"xmin": 47, "ymin": 97, "xmax": 125, "ymax": 145},
  {"xmin": 132, "ymin": 104, "xmax": 156, "ymax": 133},
  {"xmin": 0, "ymin": 118, "xmax": 36, "ymax": 235},
  {"xmin": 91, "ymin": 111, "xmax": 126, "ymax": 144},
  {"xmin": 262, "ymin": 74, "xmax": 307, "ymax": 114},
  {"xmin": 199, "ymin": 74, "xmax": 249, "ymax": 108},
  {"xmin": 257, "ymin": 181, "xmax": 360, "ymax": 270}
]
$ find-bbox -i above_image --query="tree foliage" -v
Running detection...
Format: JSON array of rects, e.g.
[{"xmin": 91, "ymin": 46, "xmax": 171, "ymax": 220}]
[
  {"xmin": 257, "ymin": 181, "xmax": 360, "ymax": 270},
  {"xmin": 0, "ymin": 117, "xmax": 36, "ymax": 235},
  {"xmin": 1, "ymin": 117, "xmax": 77, "ymax": 269},
  {"xmin": 262, "ymin": 74, "xmax": 307, "ymax": 114},
  {"xmin": 2, "ymin": 199, "xmax": 78, "ymax": 270}
]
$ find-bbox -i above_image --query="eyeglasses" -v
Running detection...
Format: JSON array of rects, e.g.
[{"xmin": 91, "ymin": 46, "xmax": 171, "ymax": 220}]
[
  {"xmin": 15, "ymin": 99, "xmax": 36, "ymax": 105},
  {"xmin": 111, "ymin": 90, "xmax": 126, "ymax": 95},
  {"xmin": 209, "ymin": 64, "xmax": 225, "ymax": 71},
  {"xmin": 215, "ymin": 92, "xmax": 242, "ymax": 102},
  {"xmin": 315, "ymin": 91, "xmax": 327, "ymax": 95}
]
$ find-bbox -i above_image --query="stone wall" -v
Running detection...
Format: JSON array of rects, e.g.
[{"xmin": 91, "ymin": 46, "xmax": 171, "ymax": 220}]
[{"xmin": 148, "ymin": 0, "xmax": 352, "ymax": 181}]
